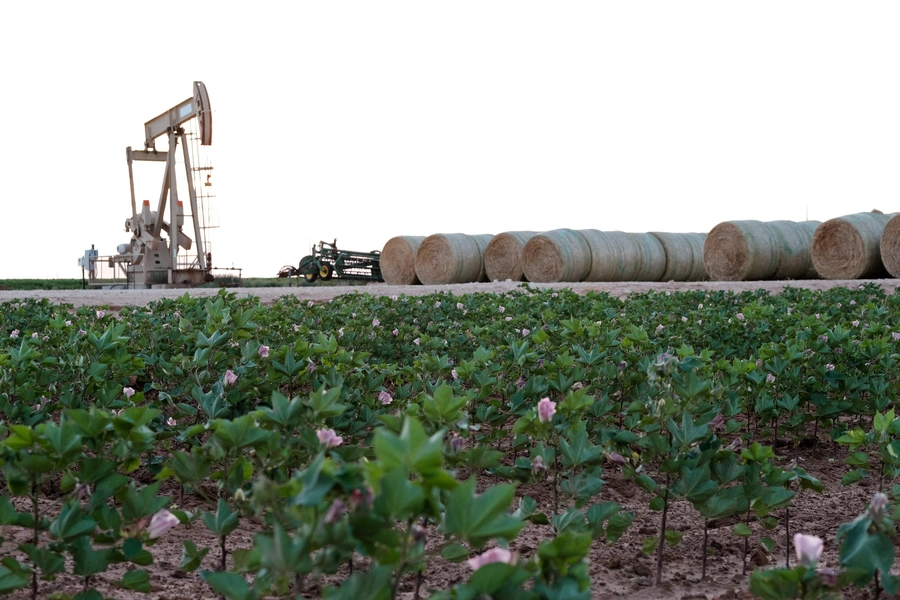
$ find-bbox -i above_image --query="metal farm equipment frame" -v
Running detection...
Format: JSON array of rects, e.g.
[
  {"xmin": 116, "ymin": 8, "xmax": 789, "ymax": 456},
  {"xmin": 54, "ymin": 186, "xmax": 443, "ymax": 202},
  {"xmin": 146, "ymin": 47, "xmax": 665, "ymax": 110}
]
[{"xmin": 278, "ymin": 240, "xmax": 383, "ymax": 283}]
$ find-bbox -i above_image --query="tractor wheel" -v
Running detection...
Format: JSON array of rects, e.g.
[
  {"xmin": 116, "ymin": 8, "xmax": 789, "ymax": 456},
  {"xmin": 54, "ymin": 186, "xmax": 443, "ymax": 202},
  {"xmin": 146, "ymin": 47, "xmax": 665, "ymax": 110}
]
[
  {"xmin": 320, "ymin": 263, "xmax": 334, "ymax": 281},
  {"xmin": 304, "ymin": 270, "xmax": 318, "ymax": 283}
]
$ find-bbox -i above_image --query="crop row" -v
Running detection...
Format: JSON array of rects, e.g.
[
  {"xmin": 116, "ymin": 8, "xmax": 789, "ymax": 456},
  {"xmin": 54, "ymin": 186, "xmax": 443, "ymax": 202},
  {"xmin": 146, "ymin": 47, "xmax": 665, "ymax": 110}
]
[{"xmin": 1, "ymin": 284, "xmax": 899, "ymax": 599}]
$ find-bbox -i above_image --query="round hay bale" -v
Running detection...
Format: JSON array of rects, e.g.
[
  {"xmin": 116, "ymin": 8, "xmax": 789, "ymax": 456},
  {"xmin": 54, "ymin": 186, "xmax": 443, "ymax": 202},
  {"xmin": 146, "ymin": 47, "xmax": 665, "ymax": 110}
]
[
  {"xmin": 484, "ymin": 231, "xmax": 537, "ymax": 282},
  {"xmin": 522, "ymin": 229, "xmax": 591, "ymax": 283},
  {"xmin": 880, "ymin": 214, "xmax": 900, "ymax": 278},
  {"xmin": 380, "ymin": 236, "xmax": 426, "ymax": 285},
  {"xmin": 767, "ymin": 220, "xmax": 820, "ymax": 279},
  {"xmin": 649, "ymin": 232, "xmax": 708, "ymax": 281},
  {"xmin": 414, "ymin": 233, "xmax": 494, "ymax": 285},
  {"xmin": 812, "ymin": 212, "xmax": 895, "ymax": 279},
  {"xmin": 579, "ymin": 230, "xmax": 667, "ymax": 282},
  {"xmin": 703, "ymin": 220, "xmax": 781, "ymax": 281}
]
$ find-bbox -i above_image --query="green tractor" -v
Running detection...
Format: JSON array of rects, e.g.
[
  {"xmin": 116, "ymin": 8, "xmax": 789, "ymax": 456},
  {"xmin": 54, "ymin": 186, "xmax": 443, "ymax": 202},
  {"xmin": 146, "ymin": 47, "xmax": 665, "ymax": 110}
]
[{"xmin": 278, "ymin": 239, "xmax": 383, "ymax": 283}]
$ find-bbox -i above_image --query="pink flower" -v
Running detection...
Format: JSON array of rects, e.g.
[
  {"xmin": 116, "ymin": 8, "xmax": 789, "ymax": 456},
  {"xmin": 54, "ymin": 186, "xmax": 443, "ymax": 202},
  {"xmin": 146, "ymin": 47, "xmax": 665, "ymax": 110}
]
[
  {"xmin": 338, "ymin": 328, "xmax": 344, "ymax": 337},
  {"xmin": 766, "ymin": 373, "xmax": 776, "ymax": 384},
  {"xmin": 736, "ymin": 313, "xmax": 745, "ymax": 321},
  {"xmin": 505, "ymin": 316, "xmax": 512, "ymax": 322},
  {"xmin": 413, "ymin": 338, "xmax": 420, "ymax": 346},
  {"xmin": 606, "ymin": 452, "xmax": 626, "ymax": 466},
  {"xmin": 147, "ymin": 509, "xmax": 179, "ymax": 539},
  {"xmin": 372, "ymin": 318, "xmax": 380, "ymax": 327},
  {"xmin": 123, "ymin": 387, "xmax": 135, "ymax": 399},
  {"xmin": 378, "ymin": 390, "xmax": 393, "ymax": 405},
  {"xmin": 681, "ymin": 316, "xmax": 688, "ymax": 323},
  {"xmin": 166, "ymin": 417, "xmax": 177, "ymax": 427},
  {"xmin": 537, "ymin": 398, "xmax": 556, "ymax": 423},
  {"xmin": 852, "ymin": 320, "xmax": 860, "ymax": 327},
  {"xmin": 498, "ymin": 306, "xmax": 505, "ymax": 313},
  {"xmin": 457, "ymin": 303, "xmax": 464, "ymax": 310},
  {"xmin": 870, "ymin": 492, "xmax": 889, "ymax": 518},
  {"xmin": 467, "ymin": 547, "xmax": 515, "ymax": 570},
  {"xmin": 96, "ymin": 310, "xmax": 106, "ymax": 319},
  {"xmin": 324, "ymin": 499, "xmax": 348, "ymax": 524},
  {"xmin": 65, "ymin": 320, "xmax": 72, "ymax": 327},
  {"xmin": 317, "ymin": 428, "xmax": 343, "ymax": 448},
  {"xmin": 451, "ymin": 369, "xmax": 459, "ymax": 380},
  {"xmin": 522, "ymin": 329, "xmax": 530, "ymax": 337},
  {"xmin": 825, "ymin": 364, "xmax": 835, "ymax": 371},
  {"xmin": 392, "ymin": 328, "xmax": 399, "ymax": 336},
  {"xmin": 435, "ymin": 301, "xmax": 441, "ymax": 308},
  {"xmin": 31, "ymin": 332, "xmax": 38, "ymax": 339},
  {"xmin": 793, "ymin": 533, "xmax": 823, "ymax": 567},
  {"xmin": 532, "ymin": 455, "xmax": 547, "ymax": 472},
  {"xmin": 9, "ymin": 329, "xmax": 18, "ymax": 339},
  {"xmin": 893, "ymin": 332, "xmax": 900, "ymax": 342},
  {"xmin": 224, "ymin": 369, "xmax": 238, "ymax": 386},
  {"xmin": 293, "ymin": 324, "xmax": 301, "ymax": 332},
  {"xmin": 258, "ymin": 345, "xmax": 269, "ymax": 358}
]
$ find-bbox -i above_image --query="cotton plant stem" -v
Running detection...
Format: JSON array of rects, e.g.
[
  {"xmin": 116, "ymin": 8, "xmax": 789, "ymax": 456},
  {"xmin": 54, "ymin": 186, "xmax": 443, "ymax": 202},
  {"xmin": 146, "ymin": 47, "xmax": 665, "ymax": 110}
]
[{"xmin": 655, "ymin": 472, "xmax": 670, "ymax": 586}]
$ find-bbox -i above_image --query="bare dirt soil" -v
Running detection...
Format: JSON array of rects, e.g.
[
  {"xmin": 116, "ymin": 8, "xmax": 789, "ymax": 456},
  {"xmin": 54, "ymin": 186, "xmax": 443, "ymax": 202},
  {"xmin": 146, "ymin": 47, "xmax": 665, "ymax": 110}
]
[{"xmin": 2, "ymin": 279, "xmax": 898, "ymax": 600}]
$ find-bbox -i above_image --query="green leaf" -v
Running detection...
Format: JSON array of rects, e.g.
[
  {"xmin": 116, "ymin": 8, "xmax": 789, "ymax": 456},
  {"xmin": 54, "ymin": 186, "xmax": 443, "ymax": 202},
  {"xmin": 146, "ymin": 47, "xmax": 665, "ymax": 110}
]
[
  {"xmin": 442, "ymin": 478, "xmax": 524, "ymax": 549},
  {"xmin": 642, "ymin": 536, "xmax": 658, "ymax": 555},
  {"xmin": 441, "ymin": 542, "xmax": 470, "ymax": 562},
  {"xmin": 179, "ymin": 540, "xmax": 210, "ymax": 573},
  {"xmin": 121, "ymin": 570, "xmax": 151, "ymax": 593},
  {"xmin": 374, "ymin": 416, "xmax": 444, "ymax": 476},
  {"xmin": 322, "ymin": 565, "xmax": 392, "ymax": 600},
  {"xmin": 665, "ymin": 530, "xmax": 684, "ymax": 547},
  {"xmin": 201, "ymin": 499, "xmax": 239, "ymax": 538},
  {"xmin": 732, "ymin": 523, "xmax": 752, "ymax": 537},
  {"xmin": 201, "ymin": 571, "xmax": 258, "ymax": 600},
  {"xmin": 842, "ymin": 469, "xmax": 867, "ymax": 486}
]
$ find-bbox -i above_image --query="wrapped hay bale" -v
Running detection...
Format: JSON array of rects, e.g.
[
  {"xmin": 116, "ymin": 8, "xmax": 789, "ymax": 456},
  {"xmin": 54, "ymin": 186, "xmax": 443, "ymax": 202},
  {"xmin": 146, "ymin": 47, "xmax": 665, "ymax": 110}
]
[
  {"xmin": 522, "ymin": 229, "xmax": 592, "ymax": 283},
  {"xmin": 579, "ymin": 230, "xmax": 667, "ymax": 282},
  {"xmin": 649, "ymin": 232, "xmax": 708, "ymax": 282},
  {"xmin": 880, "ymin": 214, "xmax": 900, "ymax": 278},
  {"xmin": 812, "ymin": 212, "xmax": 894, "ymax": 279},
  {"xmin": 380, "ymin": 236, "xmax": 426, "ymax": 285},
  {"xmin": 414, "ymin": 233, "xmax": 494, "ymax": 285},
  {"xmin": 767, "ymin": 220, "xmax": 819, "ymax": 279},
  {"xmin": 484, "ymin": 231, "xmax": 537, "ymax": 282},
  {"xmin": 703, "ymin": 220, "xmax": 820, "ymax": 281}
]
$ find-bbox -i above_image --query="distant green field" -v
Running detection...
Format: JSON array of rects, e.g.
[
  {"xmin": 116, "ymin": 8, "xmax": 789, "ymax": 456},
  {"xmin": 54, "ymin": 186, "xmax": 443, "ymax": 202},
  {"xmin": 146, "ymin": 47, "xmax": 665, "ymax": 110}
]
[
  {"xmin": 0, "ymin": 277, "xmax": 368, "ymax": 291},
  {"xmin": 0, "ymin": 279, "xmax": 86, "ymax": 290}
]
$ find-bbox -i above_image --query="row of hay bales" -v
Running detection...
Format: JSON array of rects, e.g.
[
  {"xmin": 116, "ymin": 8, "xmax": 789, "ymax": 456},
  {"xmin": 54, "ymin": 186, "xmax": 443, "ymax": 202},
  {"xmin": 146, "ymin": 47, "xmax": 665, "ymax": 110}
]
[
  {"xmin": 380, "ymin": 211, "xmax": 900, "ymax": 284},
  {"xmin": 705, "ymin": 211, "xmax": 900, "ymax": 281},
  {"xmin": 380, "ymin": 230, "xmax": 708, "ymax": 285}
]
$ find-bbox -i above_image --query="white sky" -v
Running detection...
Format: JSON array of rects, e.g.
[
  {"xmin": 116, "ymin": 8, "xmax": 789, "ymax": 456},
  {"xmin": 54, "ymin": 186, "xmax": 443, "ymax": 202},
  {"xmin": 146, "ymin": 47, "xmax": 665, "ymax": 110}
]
[{"xmin": 2, "ymin": 2, "xmax": 899, "ymax": 279}]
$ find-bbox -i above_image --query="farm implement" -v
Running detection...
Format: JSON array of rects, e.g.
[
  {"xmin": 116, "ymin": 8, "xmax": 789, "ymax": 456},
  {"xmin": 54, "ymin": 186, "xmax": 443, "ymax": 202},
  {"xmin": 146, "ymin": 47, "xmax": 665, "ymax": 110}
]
[{"xmin": 278, "ymin": 239, "xmax": 383, "ymax": 283}]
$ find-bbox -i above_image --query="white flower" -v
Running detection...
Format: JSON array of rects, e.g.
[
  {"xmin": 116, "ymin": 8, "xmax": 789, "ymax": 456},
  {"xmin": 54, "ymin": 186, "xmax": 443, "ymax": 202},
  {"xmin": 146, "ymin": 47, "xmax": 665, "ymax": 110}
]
[
  {"xmin": 413, "ymin": 338, "xmax": 420, "ymax": 346},
  {"xmin": 468, "ymin": 547, "xmax": 515, "ymax": 570},
  {"xmin": 378, "ymin": 390, "xmax": 393, "ymax": 405},
  {"xmin": 794, "ymin": 533, "xmax": 823, "ymax": 567},
  {"xmin": 96, "ymin": 310, "xmax": 106, "ymax": 319},
  {"xmin": 31, "ymin": 332, "xmax": 38, "ymax": 339},
  {"xmin": 456, "ymin": 303, "xmax": 464, "ymax": 310},
  {"xmin": 498, "ymin": 306, "xmax": 505, "ymax": 313},
  {"xmin": 148, "ymin": 509, "xmax": 179, "ymax": 539},
  {"xmin": 123, "ymin": 387, "xmax": 135, "ymax": 399}
]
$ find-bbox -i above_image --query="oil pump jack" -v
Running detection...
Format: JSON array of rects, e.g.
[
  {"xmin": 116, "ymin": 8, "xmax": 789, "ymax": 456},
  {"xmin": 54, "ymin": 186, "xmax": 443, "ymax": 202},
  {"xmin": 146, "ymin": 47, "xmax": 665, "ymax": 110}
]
[{"xmin": 110, "ymin": 81, "xmax": 215, "ymax": 286}]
